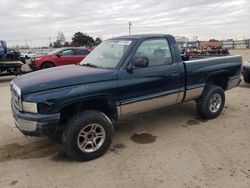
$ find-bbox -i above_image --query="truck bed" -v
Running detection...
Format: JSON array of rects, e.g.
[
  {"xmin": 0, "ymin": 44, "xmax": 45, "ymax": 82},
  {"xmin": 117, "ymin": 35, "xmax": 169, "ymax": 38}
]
[
  {"xmin": 0, "ymin": 60, "xmax": 23, "ymax": 76},
  {"xmin": 183, "ymin": 55, "xmax": 242, "ymax": 101},
  {"xmin": 0, "ymin": 60, "xmax": 22, "ymax": 65}
]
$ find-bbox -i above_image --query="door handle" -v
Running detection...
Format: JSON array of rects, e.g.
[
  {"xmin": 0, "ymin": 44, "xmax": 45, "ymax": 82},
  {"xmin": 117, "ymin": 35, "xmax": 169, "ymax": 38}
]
[{"xmin": 171, "ymin": 71, "xmax": 179, "ymax": 76}]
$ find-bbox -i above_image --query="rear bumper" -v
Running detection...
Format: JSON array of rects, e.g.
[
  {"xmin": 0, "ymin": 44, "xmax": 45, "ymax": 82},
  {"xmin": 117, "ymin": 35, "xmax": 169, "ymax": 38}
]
[
  {"xmin": 227, "ymin": 76, "xmax": 241, "ymax": 90},
  {"xmin": 11, "ymin": 101, "xmax": 60, "ymax": 136}
]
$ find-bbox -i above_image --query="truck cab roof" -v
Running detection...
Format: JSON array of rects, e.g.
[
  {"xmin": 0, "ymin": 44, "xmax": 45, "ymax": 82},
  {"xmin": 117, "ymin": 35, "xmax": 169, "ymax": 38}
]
[{"xmin": 111, "ymin": 34, "xmax": 172, "ymax": 40}]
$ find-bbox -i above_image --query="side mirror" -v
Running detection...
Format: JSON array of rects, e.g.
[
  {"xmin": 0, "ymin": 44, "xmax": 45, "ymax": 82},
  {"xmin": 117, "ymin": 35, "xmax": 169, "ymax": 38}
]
[
  {"xmin": 127, "ymin": 56, "xmax": 149, "ymax": 72},
  {"xmin": 56, "ymin": 54, "xmax": 61, "ymax": 58},
  {"xmin": 133, "ymin": 56, "xmax": 149, "ymax": 68}
]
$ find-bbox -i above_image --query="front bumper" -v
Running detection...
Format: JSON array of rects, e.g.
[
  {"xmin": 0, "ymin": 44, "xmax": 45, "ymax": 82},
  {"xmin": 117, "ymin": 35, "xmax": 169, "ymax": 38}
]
[
  {"xmin": 29, "ymin": 62, "xmax": 39, "ymax": 70},
  {"xmin": 11, "ymin": 101, "xmax": 60, "ymax": 136}
]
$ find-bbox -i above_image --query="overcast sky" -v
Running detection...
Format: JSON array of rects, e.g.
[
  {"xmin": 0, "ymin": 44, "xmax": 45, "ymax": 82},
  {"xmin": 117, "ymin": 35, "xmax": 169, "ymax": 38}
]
[{"xmin": 0, "ymin": 0, "xmax": 250, "ymax": 47}]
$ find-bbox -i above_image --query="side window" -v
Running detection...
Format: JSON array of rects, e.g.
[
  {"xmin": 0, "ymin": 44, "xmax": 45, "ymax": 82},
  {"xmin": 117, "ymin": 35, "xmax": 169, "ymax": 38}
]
[
  {"xmin": 60, "ymin": 49, "xmax": 74, "ymax": 56},
  {"xmin": 75, "ymin": 49, "xmax": 90, "ymax": 55},
  {"xmin": 134, "ymin": 38, "xmax": 172, "ymax": 66}
]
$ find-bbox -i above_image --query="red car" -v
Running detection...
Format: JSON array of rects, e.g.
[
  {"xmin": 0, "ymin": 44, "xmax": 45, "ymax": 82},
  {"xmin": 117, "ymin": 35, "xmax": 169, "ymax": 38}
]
[{"xmin": 29, "ymin": 47, "xmax": 90, "ymax": 70}]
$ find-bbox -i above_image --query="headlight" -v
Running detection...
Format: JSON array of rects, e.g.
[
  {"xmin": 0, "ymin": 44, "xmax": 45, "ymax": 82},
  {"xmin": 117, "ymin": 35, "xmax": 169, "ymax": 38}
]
[
  {"xmin": 35, "ymin": 57, "xmax": 42, "ymax": 61},
  {"xmin": 22, "ymin": 102, "xmax": 38, "ymax": 113}
]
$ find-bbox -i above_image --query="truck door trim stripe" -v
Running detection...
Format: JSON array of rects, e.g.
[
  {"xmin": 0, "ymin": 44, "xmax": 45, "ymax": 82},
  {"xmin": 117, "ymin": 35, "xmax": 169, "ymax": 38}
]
[
  {"xmin": 117, "ymin": 85, "xmax": 205, "ymax": 119},
  {"xmin": 118, "ymin": 89, "xmax": 179, "ymax": 119},
  {"xmin": 119, "ymin": 89, "xmax": 179, "ymax": 105},
  {"xmin": 184, "ymin": 87, "xmax": 204, "ymax": 101}
]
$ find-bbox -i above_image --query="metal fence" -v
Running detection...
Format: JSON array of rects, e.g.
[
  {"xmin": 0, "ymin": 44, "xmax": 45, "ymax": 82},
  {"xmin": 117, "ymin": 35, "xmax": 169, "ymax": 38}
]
[{"xmin": 222, "ymin": 40, "xmax": 250, "ymax": 49}]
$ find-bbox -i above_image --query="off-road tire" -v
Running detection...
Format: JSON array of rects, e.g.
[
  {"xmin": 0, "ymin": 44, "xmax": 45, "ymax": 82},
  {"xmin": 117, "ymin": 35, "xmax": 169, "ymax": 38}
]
[
  {"xmin": 243, "ymin": 76, "xmax": 250, "ymax": 83},
  {"xmin": 62, "ymin": 110, "xmax": 113, "ymax": 161},
  {"xmin": 196, "ymin": 85, "xmax": 225, "ymax": 119}
]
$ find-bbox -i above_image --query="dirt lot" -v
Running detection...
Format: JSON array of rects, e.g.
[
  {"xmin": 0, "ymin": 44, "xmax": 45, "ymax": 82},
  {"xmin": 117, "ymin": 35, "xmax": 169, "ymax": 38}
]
[{"xmin": 0, "ymin": 50, "xmax": 250, "ymax": 188}]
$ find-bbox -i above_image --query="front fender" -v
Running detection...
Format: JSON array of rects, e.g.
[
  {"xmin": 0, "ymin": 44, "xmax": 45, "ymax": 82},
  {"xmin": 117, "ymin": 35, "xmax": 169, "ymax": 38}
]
[{"xmin": 23, "ymin": 84, "xmax": 117, "ymax": 114}]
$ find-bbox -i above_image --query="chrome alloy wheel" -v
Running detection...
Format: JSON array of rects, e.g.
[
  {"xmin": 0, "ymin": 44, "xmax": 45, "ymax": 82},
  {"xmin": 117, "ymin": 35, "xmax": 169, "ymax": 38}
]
[
  {"xmin": 209, "ymin": 93, "xmax": 222, "ymax": 113},
  {"xmin": 77, "ymin": 123, "xmax": 106, "ymax": 153}
]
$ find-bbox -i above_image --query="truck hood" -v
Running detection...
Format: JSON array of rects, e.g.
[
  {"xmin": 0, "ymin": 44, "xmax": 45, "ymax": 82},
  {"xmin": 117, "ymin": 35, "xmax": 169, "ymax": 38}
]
[{"xmin": 13, "ymin": 65, "xmax": 117, "ymax": 94}]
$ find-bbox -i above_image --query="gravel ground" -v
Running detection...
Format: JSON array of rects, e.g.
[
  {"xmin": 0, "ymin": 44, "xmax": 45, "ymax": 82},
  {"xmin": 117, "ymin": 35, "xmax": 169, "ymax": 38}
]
[{"xmin": 0, "ymin": 50, "xmax": 249, "ymax": 188}]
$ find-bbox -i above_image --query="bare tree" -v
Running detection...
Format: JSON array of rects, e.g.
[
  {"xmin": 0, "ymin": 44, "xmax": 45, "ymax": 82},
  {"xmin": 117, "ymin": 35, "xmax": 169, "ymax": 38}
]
[{"xmin": 56, "ymin": 31, "xmax": 66, "ymax": 46}]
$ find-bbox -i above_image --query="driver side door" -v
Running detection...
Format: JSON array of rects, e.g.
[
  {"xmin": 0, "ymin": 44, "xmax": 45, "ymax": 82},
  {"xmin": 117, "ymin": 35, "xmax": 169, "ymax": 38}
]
[
  {"xmin": 117, "ymin": 38, "xmax": 181, "ymax": 117},
  {"xmin": 56, "ymin": 49, "xmax": 75, "ymax": 66}
]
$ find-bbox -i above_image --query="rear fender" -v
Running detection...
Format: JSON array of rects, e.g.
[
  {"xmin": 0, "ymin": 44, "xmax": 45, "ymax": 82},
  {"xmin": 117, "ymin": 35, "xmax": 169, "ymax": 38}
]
[{"xmin": 205, "ymin": 70, "xmax": 230, "ymax": 90}]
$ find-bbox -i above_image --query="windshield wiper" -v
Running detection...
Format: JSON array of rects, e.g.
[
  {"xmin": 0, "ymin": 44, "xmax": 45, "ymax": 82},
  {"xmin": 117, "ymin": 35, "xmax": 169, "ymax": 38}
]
[{"xmin": 81, "ymin": 63, "xmax": 101, "ymax": 68}]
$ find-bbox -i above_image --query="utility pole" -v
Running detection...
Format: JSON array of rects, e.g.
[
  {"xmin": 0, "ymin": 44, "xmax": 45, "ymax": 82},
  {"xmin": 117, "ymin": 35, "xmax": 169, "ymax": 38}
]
[
  {"xmin": 129, "ymin": 21, "xmax": 132, "ymax": 35},
  {"xmin": 25, "ymin": 40, "xmax": 28, "ymax": 49},
  {"xmin": 49, "ymin": 37, "xmax": 52, "ymax": 47},
  {"xmin": 30, "ymin": 40, "xmax": 32, "ymax": 49}
]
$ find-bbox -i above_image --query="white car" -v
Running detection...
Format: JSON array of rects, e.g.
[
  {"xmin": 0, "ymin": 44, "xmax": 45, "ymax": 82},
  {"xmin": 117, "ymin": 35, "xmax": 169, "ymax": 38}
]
[{"xmin": 20, "ymin": 51, "xmax": 36, "ymax": 59}]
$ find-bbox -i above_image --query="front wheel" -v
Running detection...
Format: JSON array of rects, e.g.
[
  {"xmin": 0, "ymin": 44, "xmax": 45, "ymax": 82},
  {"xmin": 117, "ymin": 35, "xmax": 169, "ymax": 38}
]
[
  {"xmin": 196, "ymin": 85, "xmax": 225, "ymax": 119},
  {"xmin": 62, "ymin": 110, "xmax": 113, "ymax": 161},
  {"xmin": 41, "ymin": 62, "xmax": 54, "ymax": 69}
]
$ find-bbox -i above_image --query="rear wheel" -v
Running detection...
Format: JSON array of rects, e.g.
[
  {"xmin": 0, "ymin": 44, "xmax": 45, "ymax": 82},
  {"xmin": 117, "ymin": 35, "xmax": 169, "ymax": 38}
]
[
  {"xmin": 14, "ymin": 67, "xmax": 22, "ymax": 76},
  {"xmin": 62, "ymin": 110, "xmax": 113, "ymax": 161},
  {"xmin": 41, "ymin": 62, "xmax": 54, "ymax": 69},
  {"xmin": 196, "ymin": 85, "xmax": 225, "ymax": 119},
  {"xmin": 243, "ymin": 76, "xmax": 250, "ymax": 83}
]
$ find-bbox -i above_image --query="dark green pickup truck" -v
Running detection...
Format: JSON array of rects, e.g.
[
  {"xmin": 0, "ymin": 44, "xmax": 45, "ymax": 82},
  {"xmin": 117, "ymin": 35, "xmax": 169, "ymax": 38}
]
[{"xmin": 11, "ymin": 34, "xmax": 242, "ymax": 161}]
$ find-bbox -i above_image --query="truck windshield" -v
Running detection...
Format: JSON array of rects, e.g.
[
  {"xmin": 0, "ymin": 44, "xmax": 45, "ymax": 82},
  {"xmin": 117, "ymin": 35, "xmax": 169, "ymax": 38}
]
[
  {"xmin": 80, "ymin": 39, "xmax": 133, "ymax": 68},
  {"xmin": 47, "ymin": 49, "xmax": 61, "ymax": 55}
]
